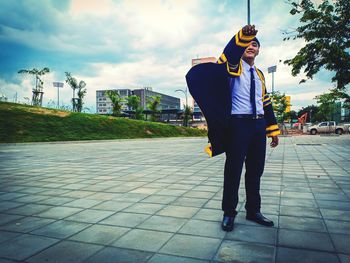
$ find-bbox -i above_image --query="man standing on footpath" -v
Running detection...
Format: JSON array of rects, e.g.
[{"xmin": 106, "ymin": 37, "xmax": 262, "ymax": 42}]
[{"xmin": 186, "ymin": 25, "xmax": 280, "ymax": 232}]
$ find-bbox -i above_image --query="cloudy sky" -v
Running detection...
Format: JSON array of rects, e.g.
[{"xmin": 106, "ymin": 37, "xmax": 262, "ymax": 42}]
[{"xmin": 0, "ymin": 0, "xmax": 335, "ymax": 112}]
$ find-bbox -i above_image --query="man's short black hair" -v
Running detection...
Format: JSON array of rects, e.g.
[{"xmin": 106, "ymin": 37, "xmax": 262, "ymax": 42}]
[{"xmin": 253, "ymin": 37, "xmax": 260, "ymax": 47}]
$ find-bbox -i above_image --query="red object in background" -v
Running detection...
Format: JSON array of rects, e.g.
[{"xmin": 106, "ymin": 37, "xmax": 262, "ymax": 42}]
[{"xmin": 298, "ymin": 112, "xmax": 308, "ymax": 125}]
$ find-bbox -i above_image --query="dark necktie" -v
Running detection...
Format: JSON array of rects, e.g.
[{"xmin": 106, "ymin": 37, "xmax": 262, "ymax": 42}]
[{"xmin": 250, "ymin": 68, "xmax": 257, "ymax": 117}]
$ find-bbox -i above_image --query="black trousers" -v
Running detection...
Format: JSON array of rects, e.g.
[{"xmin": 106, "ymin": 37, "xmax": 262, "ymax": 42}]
[{"xmin": 222, "ymin": 117, "xmax": 266, "ymax": 215}]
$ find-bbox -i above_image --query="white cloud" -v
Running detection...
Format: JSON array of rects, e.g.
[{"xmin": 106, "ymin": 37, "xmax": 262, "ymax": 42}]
[{"xmin": 1, "ymin": 0, "xmax": 340, "ymax": 114}]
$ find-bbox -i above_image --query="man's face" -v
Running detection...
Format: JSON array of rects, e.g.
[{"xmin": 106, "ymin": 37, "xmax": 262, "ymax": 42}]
[{"xmin": 242, "ymin": 41, "xmax": 260, "ymax": 60}]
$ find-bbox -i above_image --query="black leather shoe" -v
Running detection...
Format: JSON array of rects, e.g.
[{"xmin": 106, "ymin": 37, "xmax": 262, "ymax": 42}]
[
  {"xmin": 246, "ymin": 212, "xmax": 274, "ymax": 227},
  {"xmin": 222, "ymin": 215, "xmax": 235, "ymax": 232}
]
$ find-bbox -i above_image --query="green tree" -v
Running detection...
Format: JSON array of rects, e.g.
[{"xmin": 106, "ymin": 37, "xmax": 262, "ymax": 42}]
[
  {"xmin": 106, "ymin": 90, "xmax": 124, "ymax": 116},
  {"xmin": 147, "ymin": 95, "xmax": 161, "ymax": 122},
  {"xmin": 65, "ymin": 72, "xmax": 87, "ymax": 112},
  {"xmin": 18, "ymin": 67, "xmax": 50, "ymax": 106},
  {"xmin": 271, "ymin": 91, "xmax": 291, "ymax": 134},
  {"xmin": 287, "ymin": 110, "xmax": 298, "ymax": 121},
  {"xmin": 182, "ymin": 105, "xmax": 193, "ymax": 127},
  {"xmin": 271, "ymin": 92, "xmax": 290, "ymax": 123},
  {"xmin": 126, "ymin": 95, "xmax": 144, "ymax": 120},
  {"xmin": 284, "ymin": 0, "xmax": 350, "ymax": 90},
  {"xmin": 315, "ymin": 88, "xmax": 349, "ymax": 121}
]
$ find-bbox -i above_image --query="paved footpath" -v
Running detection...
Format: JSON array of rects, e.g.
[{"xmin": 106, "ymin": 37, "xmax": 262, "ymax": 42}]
[{"xmin": 0, "ymin": 135, "xmax": 349, "ymax": 263}]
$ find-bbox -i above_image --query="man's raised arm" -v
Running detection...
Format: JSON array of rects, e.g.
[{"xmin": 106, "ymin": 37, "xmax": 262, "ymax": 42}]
[{"xmin": 217, "ymin": 25, "xmax": 258, "ymax": 76}]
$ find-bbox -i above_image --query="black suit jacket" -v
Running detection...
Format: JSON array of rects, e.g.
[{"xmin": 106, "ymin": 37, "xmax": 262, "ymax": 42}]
[{"xmin": 186, "ymin": 29, "xmax": 280, "ymax": 157}]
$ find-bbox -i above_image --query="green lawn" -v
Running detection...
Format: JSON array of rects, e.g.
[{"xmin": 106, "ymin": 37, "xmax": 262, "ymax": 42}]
[{"xmin": 0, "ymin": 102, "xmax": 207, "ymax": 143}]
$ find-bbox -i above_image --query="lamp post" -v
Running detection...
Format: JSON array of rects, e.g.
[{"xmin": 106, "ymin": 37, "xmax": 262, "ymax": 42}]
[
  {"xmin": 175, "ymin": 88, "xmax": 188, "ymax": 109},
  {"xmin": 247, "ymin": 0, "xmax": 251, "ymax": 25},
  {"xmin": 267, "ymin": 65, "xmax": 277, "ymax": 94},
  {"xmin": 53, "ymin": 82, "xmax": 64, "ymax": 109}
]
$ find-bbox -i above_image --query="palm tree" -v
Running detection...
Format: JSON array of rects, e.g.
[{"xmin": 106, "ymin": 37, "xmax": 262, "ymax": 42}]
[
  {"xmin": 147, "ymin": 95, "xmax": 161, "ymax": 122},
  {"xmin": 76, "ymin": 82, "xmax": 87, "ymax": 112},
  {"xmin": 106, "ymin": 90, "xmax": 124, "ymax": 116},
  {"xmin": 18, "ymin": 67, "xmax": 50, "ymax": 106},
  {"xmin": 183, "ymin": 105, "xmax": 193, "ymax": 127},
  {"xmin": 65, "ymin": 72, "xmax": 87, "ymax": 112},
  {"xmin": 126, "ymin": 95, "xmax": 144, "ymax": 120}
]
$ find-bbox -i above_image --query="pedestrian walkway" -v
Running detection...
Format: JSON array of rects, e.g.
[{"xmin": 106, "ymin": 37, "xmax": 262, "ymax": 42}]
[{"xmin": 0, "ymin": 136, "xmax": 349, "ymax": 263}]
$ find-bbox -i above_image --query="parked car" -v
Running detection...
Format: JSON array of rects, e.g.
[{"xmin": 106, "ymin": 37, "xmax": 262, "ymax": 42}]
[{"xmin": 307, "ymin": 121, "xmax": 347, "ymax": 135}]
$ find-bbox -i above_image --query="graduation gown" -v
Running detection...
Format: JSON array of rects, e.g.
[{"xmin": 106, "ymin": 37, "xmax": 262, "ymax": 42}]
[{"xmin": 186, "ymin": 29, "xmax": 280, "ymax": 157}]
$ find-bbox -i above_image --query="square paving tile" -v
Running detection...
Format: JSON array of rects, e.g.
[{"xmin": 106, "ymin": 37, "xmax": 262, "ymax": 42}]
[
  {"xmin": 171, "ymin": 197, "xmax": 208, "ymax": 208},
  {"xmin": 193, "ymin": 208, "xmax": 221, "ymax": 222},
  {"xmin": 112, "ymin": 229, "xmax": 173, "ymax": 252},
  {"xmin": 26, "ymin": 240, "xmax": 103, "ymax": 263},
  {"xmin": 123, "ymin": 203, "xmax": 164, "ymax": 215},
  {"xmin": 0, "ymin": 214, "xmax": 24, "ymax": 225},
  {"xmin": 148, "ymin": 254, "xmax": 209, "ymax": 263},
  {"xmin": 91, "ymin": 200, "xmax": 133, "ymax": 211},
  {"xmin": 225, "ymin": 224, "xmax": 277, "ymax": 245},
  {"xmin": 0, "ymin": 192, "xmax": 27, "ymax": 201},
  {"xmin": 31, "ymin": 220, "xmax": 90, "ymax": 239},
  {"xmin": 0, "ymin": 216, "xmax": 55, "ymax": 233},
  {"xmin": 280, "ymin": 205, "xmax": 322, "ymax": 218},
  {"xmin": 0, "ymin": 234, "xmax": 59, "ymax": 261},
  {"xmin": 279, "ymin": 215, "xmax": 327, "ymax": 232},
  {"xmin": 157, "ymin": 205, "xmax": 199, "ymax": 218},
  {"xmin": 276, "ymin": 247, "xmax": 339, "ymax": 263},
  {"xmin": 69, "ymin": 224, "xmax": 129, "ymax": 245},
  {"xmin": 140, "ymin": 195, "xmax": 178, "ymax": 204},
  {"xmin": 280, "ymin": 198, "xmax": 317, "ymax": 208},
  {"xmin": 0, "ymin": 201, "xmax": 25, "ymax": 212},
  {"xmin": 214, "ymin": 240, "xmax": 275, "ymax": 263},
  {"xmin": 5, "ymin": 203, "xmax": 53, "ymax": 216},
  {"xmin": 0, "ymin": 230, "xmax": 22, "ymax": 244},
  {"xmin": 317, "ymin": 200, "xmax": 350, "ymax": 210},
  {"xmin": 100, "ymin": 212, "xmax": 150, "ymax": 227},
  {"xmin": 84, "ymin": 247, "xmax": 153, "ymax": 263},
  {"xmin": 36, "ymin": 206, "xmax": 83, "ymax": 220},
  {"xmin": 178, "ymin": 219, "xmax": 225, "ymax": 238},
  {"xmin": 160, "ymin": 234, "xmax": 221, "ymax": 260},
  {"xmin": 37, "ymin": 196, "xmax": 75, "ymax": 206},
  {"xmin": 325, "ymin": 219, "xmax": 350, "ymax": 234},
  {"xmin": 13, "ymin": 194, "xmax": 49, "ymax": 203},
  {"xmin": 278, "ymin": 229, "xmax": 334, "ymax": 252},
  {"xmin": 63, "ymin": 198, "xmax": 103, "ymax": 209},
  {"xmin": 138, "ymin": 215, "xmax": 187, "ymax": 232},
  {"xmin": 156, "ymin": 189, "xmax": 188, "ymax": 196},
  {"xmin": 320, "ymin": 209, "xmax": 350, "ymax": 221},
  {"xmin": 65, "ymin": 209, "xmax": 115, "ymax": 223},
  {"xmin": 204, "ymin": 200, "xmax": 221, "ymax": 209},
  {"xmin": 330, "ymin": 233, "xmax": 350, "ymax": 254}
]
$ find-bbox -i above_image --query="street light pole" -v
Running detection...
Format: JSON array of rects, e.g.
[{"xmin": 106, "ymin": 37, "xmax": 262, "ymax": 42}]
[
  {"xmin": 247, "ymin": 0, "xmax": 251, "ymax": 25},
  {"xmin": 267, "ymin": 65, "xmax": 277, "ymax": 94},
  {"xmin": 53, "ymin": 82, "xmax": 64, "ymax": 109},
  {"xmin": 175, "ymin": 89, "xmax": 188, "ymax": 109}
]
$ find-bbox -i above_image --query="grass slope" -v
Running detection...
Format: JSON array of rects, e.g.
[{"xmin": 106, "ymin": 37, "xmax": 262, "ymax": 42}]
[{"xmin": 0, "ymin": 102, "xmax": 207, "ymax": 143}]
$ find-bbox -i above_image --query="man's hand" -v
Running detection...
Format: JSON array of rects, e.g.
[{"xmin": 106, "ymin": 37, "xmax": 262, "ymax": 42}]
[
  {"xmin": 270, "ymin": 136, "xmax": 279, "ymax": 148},
  {"xmin": 242, "ymin": 25, "xmax": 258, "ymax": 36}
]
